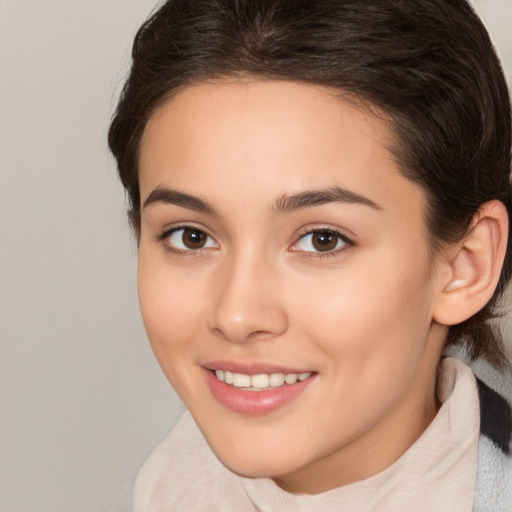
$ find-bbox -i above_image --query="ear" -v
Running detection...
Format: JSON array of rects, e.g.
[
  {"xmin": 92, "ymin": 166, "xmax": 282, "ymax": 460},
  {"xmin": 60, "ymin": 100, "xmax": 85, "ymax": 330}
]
[{"xmin": 433, "ymin": 200, "xmax": 509, "ymax": 326}]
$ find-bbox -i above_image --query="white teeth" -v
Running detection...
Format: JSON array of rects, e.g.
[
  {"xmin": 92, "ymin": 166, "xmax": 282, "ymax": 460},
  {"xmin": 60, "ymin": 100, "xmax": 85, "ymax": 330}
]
[
  {"xmin": 232, "ymin": 373, "xmax": 251, "ymax": 388},
  {"xmin": 284, "ymin": 373, "xmax": 298, "ymax": 384},
  {"xmin": 251, "ymin": 374, "xmax": 270, "ymax": 388},
  {"xmin": 269, "ymin": 373, "xmax": 285, "ymax": 387},
  {"xmin": 214, "ymin": 370, "xmax": 312, "ymax": 389}
]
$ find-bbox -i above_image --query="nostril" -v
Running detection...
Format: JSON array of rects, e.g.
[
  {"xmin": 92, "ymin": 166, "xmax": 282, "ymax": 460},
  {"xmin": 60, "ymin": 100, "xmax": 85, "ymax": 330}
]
[{"xmin": 246, "ymin": 330, "xmax": 276, "ymax": 341}]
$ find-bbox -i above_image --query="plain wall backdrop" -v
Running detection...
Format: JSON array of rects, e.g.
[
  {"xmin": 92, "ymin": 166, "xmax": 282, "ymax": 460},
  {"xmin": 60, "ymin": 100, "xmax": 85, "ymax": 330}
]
[{"xmin": 1, "ymin": 1, "xmax": 511, "ymax": 511}]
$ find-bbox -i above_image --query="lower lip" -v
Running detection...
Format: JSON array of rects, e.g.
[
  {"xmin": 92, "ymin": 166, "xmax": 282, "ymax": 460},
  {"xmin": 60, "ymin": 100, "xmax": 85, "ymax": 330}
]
[{"xmin": 204, "ymin": 369, "xmax": 316, "ymax": 415}]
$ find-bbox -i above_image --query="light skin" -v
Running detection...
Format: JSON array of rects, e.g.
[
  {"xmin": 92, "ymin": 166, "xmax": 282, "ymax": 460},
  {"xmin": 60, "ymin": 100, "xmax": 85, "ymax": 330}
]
[{"xmin": 136, "ymin": 80, "xmax": 507, "ymax": 494}]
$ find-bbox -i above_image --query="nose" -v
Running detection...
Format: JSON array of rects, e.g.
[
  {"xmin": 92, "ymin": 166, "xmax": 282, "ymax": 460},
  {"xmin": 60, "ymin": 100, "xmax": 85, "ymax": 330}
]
[{"xmin": 208, "ymin": 254, "xmax": 289, "ymax": 343}]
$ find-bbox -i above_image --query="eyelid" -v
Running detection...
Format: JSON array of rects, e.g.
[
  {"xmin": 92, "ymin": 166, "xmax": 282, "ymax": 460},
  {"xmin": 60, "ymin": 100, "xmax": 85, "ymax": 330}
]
[
  {"xmin": 154, "ymin": 222, "xmax": 354, "ymax": 257},
  {"xmin": 289, "ymin": 225, "xmax": 355, "ymax": 256},
  {"xmin": 156, "ymin": 223, "xmax": 219, "ymax": 254}
]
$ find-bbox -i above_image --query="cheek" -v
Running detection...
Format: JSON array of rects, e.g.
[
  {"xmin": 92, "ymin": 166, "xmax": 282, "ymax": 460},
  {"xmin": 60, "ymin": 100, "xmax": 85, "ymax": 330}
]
[
  {"xmin": 293, "ymin": 245, "xmax": 436, "ymax": 370},
  {"xmin": 286, "ymin": 256, "xmax": 437, "ymax": 444},
  {"xmin": 137, "ymin": 252, "xmax": 205, "ymax": 360}
]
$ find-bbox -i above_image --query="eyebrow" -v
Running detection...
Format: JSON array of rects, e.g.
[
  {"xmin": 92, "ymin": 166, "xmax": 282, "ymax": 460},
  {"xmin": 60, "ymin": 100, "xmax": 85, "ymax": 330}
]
[
  {"xmin": 142, "ymin": 185, "xmax": 381, "ymax": 216},
  {"xmin": 273, "ymin": 186, "xmax": 382, "ymax": 214},
  {"xmin": 143, "ymin": 187, "xmax": 218, "ymax": 216}
]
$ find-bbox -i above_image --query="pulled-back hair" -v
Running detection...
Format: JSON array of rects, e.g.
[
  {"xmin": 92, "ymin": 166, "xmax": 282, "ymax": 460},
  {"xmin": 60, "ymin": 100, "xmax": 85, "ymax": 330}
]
[{"xmin": 108, "ymin": 0, "xmax": 512, "ymax": 368}]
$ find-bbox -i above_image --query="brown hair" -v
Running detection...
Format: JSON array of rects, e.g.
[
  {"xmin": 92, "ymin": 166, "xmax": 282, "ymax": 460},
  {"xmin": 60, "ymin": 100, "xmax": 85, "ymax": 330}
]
[{"xmin": 108, "ymin": 0, "xmax": 512, "ymax": 368}]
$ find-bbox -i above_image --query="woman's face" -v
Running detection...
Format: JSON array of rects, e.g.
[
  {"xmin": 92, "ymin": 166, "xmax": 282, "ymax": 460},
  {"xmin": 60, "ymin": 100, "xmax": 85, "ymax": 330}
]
[{"xmin": 137, "ymin": 80, "xmax": 448, "ymax": 493}]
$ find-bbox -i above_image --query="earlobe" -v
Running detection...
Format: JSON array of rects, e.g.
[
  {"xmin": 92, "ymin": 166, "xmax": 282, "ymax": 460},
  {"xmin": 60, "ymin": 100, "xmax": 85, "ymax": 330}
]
[{"xmin": 433, "ymin": 200, "xmax": 508, "ymax": 326}]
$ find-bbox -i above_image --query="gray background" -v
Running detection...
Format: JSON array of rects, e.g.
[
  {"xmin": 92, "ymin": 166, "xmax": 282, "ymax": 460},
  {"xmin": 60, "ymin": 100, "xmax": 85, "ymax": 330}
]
[{"xmin": 1, "ymin": 1, "xmax": 511, "ymax": 511}]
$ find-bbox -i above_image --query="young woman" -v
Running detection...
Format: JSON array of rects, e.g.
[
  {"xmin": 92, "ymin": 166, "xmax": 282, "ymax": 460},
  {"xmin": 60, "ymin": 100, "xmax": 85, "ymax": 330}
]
[{"xmin": 109, "ymin": 0, "xmax": 512, "ymax": 509}]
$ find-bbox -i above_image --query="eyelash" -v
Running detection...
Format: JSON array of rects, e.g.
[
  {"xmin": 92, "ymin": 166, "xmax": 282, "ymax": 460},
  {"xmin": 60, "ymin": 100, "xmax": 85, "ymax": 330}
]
[
  {"xmin": 156, "ymin": 225, "xmax": 355, "ymax": 259},
  {"xmin": 291, "ymin": 227, "xmax": 355, "ymax": 259},
  {"xmin": 156, "ymin": 225, "xmax": 218, "ymax": 257}
]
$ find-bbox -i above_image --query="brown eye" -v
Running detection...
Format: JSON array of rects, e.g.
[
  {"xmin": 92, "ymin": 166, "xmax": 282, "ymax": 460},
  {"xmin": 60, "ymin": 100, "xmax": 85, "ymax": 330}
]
[
  {"xmin": 182, "ymin": 228, "xmax": 207, "ymax": 249},
  {"xmin": 166, "ymin": 227, "xmax": 217, "ymax": 251},
  {"xmin": 311, "ymin": 231, "xmax": 338, "ymax": 252},
  {"xmin": 294, "ymin": 229, "xmax": 350, "ymax": 254}
]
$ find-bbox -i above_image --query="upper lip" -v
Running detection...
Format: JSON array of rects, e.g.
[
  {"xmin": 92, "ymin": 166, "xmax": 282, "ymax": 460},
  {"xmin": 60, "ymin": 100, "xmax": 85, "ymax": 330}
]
[{"xmin": 203, "ymin": 360, "xmax": 314, "ymax": 375}]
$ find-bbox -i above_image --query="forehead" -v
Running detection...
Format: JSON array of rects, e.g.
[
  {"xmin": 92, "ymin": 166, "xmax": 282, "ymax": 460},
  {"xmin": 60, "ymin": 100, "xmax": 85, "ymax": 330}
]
[{"xmin": 139, "ymin": 80, "xmax": 427, "ymax": 226}]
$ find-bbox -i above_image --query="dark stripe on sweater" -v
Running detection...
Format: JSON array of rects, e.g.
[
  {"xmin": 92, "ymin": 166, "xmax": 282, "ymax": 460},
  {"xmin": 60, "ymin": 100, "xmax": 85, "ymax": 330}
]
[{"xmin": 477, "ymin": 377, "xmax": 511, "ymax": 455}]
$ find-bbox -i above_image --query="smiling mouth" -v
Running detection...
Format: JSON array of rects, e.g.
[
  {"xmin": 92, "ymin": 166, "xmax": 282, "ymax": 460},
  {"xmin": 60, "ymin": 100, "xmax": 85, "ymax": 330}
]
[{"xmin": 213, "ymin": 370, "xmax": 312, "ymax": 391}]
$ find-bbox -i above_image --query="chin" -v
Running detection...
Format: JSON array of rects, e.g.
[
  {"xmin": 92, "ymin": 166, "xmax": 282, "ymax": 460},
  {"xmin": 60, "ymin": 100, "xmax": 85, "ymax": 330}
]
[
  {"xmin": 210, "ymin": 437, "xmax": 308, "ymax": 480},
  {"xmin": 221, "ymin": 456, "xmax": 291, "ymax": 480}
]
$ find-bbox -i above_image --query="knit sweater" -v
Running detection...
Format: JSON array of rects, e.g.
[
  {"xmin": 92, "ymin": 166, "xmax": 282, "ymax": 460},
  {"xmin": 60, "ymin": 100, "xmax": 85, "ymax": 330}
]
[
  {"xmin": 471, "ymin": 357, "xmax": 512, "ymax": 511},
  {"xmin": 134, "ymin": 357, "xmax": 512, "ymax": 511}
]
